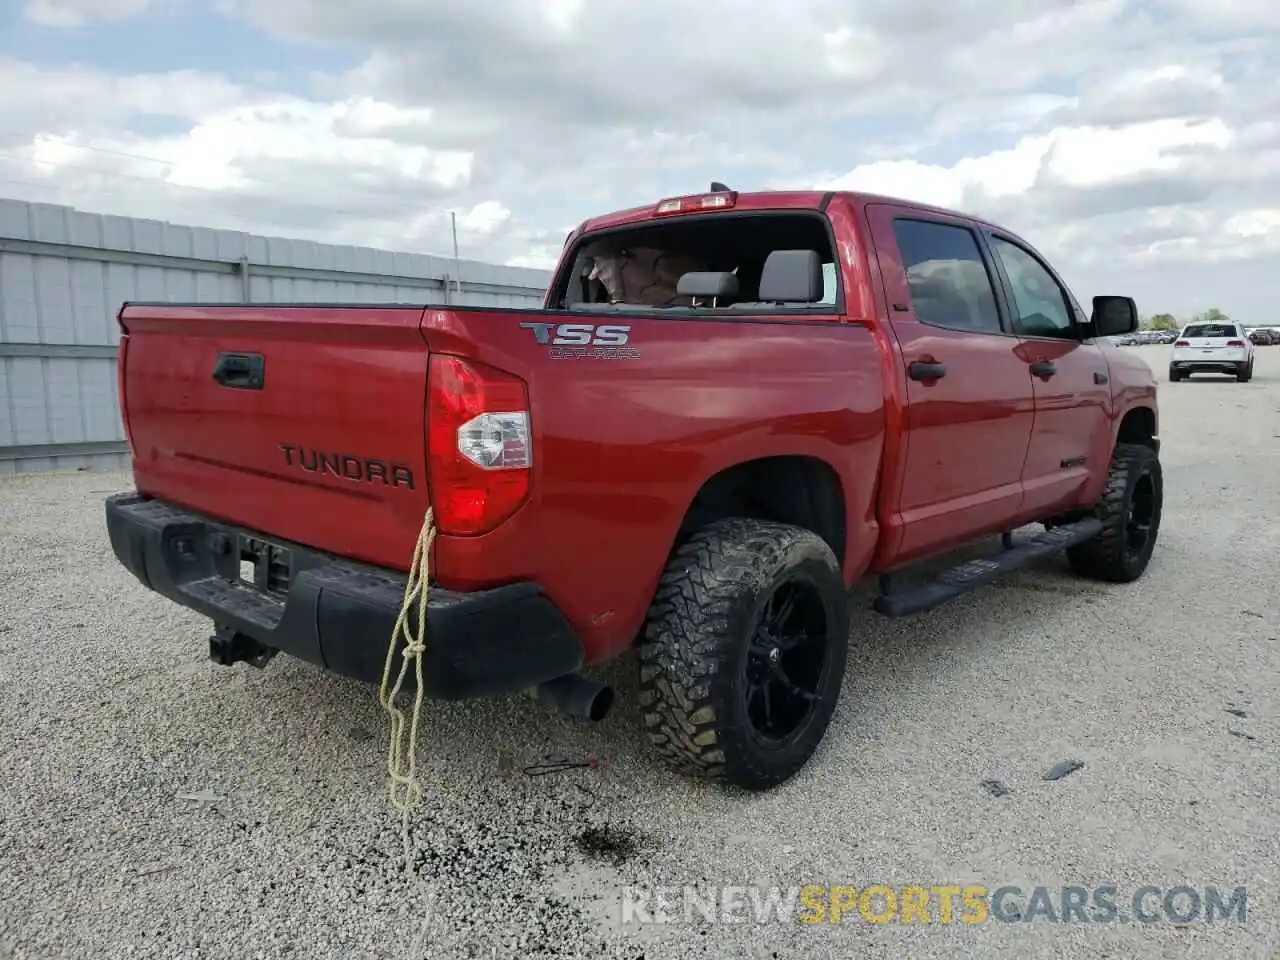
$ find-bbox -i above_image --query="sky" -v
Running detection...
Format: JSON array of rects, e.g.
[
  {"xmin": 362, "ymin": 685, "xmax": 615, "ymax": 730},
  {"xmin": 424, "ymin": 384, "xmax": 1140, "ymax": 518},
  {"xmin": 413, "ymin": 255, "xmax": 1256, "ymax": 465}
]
[{"xmin": 1, "ymin": 0, "xmax": 1277, "ymax": 323}]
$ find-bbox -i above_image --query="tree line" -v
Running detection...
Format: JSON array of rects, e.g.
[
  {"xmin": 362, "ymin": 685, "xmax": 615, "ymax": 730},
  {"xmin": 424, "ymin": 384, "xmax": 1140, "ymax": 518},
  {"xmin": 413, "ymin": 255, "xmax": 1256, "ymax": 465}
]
[{"xmin": 1140, "ymin": 308, "xmax": 1230, "ymax": 332}]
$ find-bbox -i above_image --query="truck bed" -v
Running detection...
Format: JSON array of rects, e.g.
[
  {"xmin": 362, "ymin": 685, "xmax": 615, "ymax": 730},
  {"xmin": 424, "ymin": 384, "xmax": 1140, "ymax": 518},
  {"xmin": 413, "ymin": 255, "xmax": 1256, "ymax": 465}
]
[{"xmin": 117, "ymin": 300, "xmax": 886, "ymax": 658}]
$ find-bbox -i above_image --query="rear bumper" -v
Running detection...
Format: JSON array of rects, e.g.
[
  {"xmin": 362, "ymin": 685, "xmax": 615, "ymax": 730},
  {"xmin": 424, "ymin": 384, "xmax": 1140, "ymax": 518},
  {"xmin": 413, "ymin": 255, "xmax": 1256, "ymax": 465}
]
[
  {"xmin": 1170, "ymin": 357, "xmax": 1247, "ymax": 372},
  {"xmin": 104, "ymin": 493, "xmax": 584, "ymax": 699}
]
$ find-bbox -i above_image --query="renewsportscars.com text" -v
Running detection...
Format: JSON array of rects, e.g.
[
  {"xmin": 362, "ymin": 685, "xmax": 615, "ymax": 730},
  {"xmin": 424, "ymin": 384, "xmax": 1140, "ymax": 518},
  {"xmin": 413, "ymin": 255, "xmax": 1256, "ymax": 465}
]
[{"xmin": 619, "ymin": 884, "xmax": 1248, "ymax": 926}]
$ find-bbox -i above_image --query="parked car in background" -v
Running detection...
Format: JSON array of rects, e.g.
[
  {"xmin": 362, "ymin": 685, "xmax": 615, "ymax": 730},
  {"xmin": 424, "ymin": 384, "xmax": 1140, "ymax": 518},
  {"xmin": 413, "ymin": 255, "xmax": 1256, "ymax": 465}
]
[{"xmin": 1171, "ymin": 322, "xmax": 1255, "ymax": 382}]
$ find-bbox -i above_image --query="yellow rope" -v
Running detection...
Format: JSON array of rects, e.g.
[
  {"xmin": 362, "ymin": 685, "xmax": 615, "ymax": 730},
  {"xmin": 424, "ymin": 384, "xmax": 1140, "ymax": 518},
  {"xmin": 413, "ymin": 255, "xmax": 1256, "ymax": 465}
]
[{"xmin": 378, "ymin": 506, "xmax": 436, "ymax": 871}]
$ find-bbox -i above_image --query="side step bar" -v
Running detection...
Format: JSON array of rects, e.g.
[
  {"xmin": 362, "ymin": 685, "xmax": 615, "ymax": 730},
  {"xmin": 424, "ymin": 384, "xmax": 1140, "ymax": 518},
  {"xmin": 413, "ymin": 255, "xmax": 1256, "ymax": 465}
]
[{"xmin": 873, "ymin": 518, "xmax": 1103, "ymax": 618}]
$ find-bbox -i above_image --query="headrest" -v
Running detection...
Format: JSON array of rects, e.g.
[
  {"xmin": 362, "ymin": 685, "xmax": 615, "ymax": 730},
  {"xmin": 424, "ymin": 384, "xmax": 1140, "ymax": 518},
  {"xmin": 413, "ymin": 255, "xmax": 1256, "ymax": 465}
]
[
  {"xmin": 758, "ymin": 249, "xmax": 823, "ymax": 302},
  {"xmin": 676, "ymin": 271, "xmax": 739, "ymax": 299}
]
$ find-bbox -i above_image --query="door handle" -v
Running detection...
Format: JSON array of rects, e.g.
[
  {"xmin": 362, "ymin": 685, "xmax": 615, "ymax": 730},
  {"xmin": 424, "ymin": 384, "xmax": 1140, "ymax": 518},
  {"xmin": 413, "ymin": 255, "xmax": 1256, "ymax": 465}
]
[
  {"xmin": 907, "ymin": 360, "xmax": 946, "ymax": 382},
  {"xmin": 1029, "ymin": 360, "xmax": 1056, "ymax": 378},
  {"xmin": 212, "ymin": 352, "xmax": 265, "ymax": 390}
]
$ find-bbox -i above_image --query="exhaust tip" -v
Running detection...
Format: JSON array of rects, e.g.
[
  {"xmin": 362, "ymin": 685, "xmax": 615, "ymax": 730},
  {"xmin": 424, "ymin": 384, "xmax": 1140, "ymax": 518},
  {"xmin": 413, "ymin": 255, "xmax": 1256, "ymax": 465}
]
[
  {"xmin": 587, "ymin": 685, "xmax": 615, "ymax": 722},
  {"xmin": 534, "ymin": 674, "xmax": 615, "ymax": 722}
]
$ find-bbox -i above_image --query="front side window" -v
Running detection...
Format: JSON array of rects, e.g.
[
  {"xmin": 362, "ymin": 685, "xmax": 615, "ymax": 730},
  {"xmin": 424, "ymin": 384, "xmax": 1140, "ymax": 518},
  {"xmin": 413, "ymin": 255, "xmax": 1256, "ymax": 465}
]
[
  {"xmin": 989, "ymin": 237, "xmax": 1075, "ymax": 340},
  {"xmin": 891, "ymin": 219, "xmax": 1002, "ymax": 334}
]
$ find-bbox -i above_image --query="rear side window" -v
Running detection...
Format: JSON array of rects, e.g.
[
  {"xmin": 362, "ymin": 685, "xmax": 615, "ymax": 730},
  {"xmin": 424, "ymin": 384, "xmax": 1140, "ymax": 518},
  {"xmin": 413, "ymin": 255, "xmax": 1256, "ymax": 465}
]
[
  {"xmin": 821, "ymin": 262, "xmax": 837, "ymax": 304},
  {"xmin": 1182, "ymin": 324, "xmax": 1238, "ymax": 338},
  {"xmin": 891, "ymin": 219, "xmax": 1002, "ymax": 334}
]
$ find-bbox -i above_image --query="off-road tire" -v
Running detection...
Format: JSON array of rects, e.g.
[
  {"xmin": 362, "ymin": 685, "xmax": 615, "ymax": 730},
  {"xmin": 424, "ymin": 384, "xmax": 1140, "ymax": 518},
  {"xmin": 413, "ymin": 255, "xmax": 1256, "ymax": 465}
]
[
  {"xmin": 638, "ymin": 518, "xmax": 849, "ymax": 791},
  {"xmin": 1066, "ymin": 442, "xmax": 1162, "ymax": 583},
  {"xmin": 1237, "ymin": 360, "xmax": 1253, "ymax": 383}
]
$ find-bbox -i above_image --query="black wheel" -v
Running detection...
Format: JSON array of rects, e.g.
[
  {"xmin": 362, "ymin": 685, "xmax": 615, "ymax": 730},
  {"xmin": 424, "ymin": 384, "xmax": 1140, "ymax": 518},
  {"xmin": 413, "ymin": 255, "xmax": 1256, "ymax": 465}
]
[
  {"xmin": 1067, "ymin": 443, "xmax": 1162, "ymax": 583},
  {"xmin": 638, "ymin": 518, "xmax": 849, "ymax": 790},
  {"xmin": 1168, "ymin": 366, "xmax": 1181, "ymax": 382},
  {"xmin": 1237, "ymin": 360, "xmax": 1253, "ymax": 383}
]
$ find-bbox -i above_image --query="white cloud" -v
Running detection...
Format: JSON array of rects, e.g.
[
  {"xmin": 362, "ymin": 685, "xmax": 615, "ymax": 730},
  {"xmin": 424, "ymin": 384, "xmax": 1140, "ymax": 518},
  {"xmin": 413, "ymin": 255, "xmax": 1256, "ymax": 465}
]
[
  {"xmin": 457, "ymin": 201, "xmax": 512, "ymax": 236},
  {"xmin": 24, "ymin": 0, "xmax": 153, "ymax": 27},
  {"xmin": 821, "ymin": 118, "xmax": 1234, "ymax": 210},
  {"xmin": 0, "ymin": 0, "xmax": 1277, "ymax": 320}
]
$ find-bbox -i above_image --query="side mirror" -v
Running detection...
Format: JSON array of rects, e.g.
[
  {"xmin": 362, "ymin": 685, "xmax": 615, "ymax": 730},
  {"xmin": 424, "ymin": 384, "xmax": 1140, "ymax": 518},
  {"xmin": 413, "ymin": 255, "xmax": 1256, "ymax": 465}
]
[{"xmin": 1092, "ymin": 295, "xmax": 1139, "ymax": 337}]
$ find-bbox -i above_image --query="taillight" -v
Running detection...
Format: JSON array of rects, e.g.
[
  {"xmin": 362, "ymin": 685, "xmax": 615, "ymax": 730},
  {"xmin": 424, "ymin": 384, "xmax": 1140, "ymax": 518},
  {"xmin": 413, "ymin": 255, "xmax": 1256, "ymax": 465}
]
[
  {"xmin": 1174, "ymin": 340, "xmax": 1190, "ymax": 347},
  {"xmin": 1227, "ymin": 340, "xmax": 1245, "ymax": 347},
  {"xmin": 427, "ymin": 355, "xmax": 531, "ymax": 536},
  {"xmin": 116, "ymin": 333, "xmax": 135, "ymax": 457}
]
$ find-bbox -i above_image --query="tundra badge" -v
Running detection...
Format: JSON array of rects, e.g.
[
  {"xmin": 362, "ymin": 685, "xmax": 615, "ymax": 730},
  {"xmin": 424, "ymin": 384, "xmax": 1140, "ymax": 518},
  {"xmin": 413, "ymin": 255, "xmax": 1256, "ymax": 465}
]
[{"xmin": 279, "ymin": 443, "xmax": 415, "ymax": 488}]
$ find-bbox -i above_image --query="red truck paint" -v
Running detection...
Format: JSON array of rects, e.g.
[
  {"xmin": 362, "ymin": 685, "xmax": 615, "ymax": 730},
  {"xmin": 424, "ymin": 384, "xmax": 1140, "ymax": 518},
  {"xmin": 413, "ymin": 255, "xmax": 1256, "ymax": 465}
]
[
  {"xmin": 109, "ymin": 188, "xmax": 1160, "ymax": 789},
  {"xmin": 116, "ymin": 190, "xmax": 1157, "ymax": 668}
]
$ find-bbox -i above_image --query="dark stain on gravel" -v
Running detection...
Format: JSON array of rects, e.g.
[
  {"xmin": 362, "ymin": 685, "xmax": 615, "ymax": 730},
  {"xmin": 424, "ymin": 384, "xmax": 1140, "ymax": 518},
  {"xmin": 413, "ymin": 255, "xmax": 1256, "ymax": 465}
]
[
  {"xmin": 575, "ymin": 824, "xmax": 647, "ymax": 866},
  {"xmin": 981, "ymin": 778, "xmax": 1010, "ymax": 797}
]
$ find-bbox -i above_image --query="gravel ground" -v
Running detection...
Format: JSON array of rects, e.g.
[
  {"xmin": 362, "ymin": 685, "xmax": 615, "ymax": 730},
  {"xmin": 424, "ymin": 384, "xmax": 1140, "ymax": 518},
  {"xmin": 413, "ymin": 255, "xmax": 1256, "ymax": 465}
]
[{"xmin": 2, "ymin": 344, "xmax": 1279, "ymax": 960}]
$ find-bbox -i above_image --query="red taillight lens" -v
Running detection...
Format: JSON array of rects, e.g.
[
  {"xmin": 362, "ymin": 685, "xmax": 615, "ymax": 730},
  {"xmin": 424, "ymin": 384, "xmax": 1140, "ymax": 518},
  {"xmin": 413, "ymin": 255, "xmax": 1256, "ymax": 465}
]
[
  {"xmin": 1227, "ymin": 340, "xmax": 1245, "ymax": 346},
  {"xmin": 1174, "ymin": 340, "xmax": 1190, "ymax": 347},
  {"xmin": 427, "ymin": 355, "xmax": 531, "ymax": 536},
  {"xmin": 116, "ymin": 334, "xmax": 135, "ymax": 456},
  {"xmin": 115, "ymin": 306, "xmax": 136, "ymax": 456}
]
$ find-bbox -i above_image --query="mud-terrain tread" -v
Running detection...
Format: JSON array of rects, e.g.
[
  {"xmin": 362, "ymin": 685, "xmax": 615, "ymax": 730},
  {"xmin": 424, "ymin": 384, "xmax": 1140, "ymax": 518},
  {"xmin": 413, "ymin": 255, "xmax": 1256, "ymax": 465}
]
[
  {"xmin": 638, "ymin": 518, "xmax": 847, "ymax": 789},
  {"xmin": 1066, "ymin": 442, "xmax": 1162, "ymax": 583}
]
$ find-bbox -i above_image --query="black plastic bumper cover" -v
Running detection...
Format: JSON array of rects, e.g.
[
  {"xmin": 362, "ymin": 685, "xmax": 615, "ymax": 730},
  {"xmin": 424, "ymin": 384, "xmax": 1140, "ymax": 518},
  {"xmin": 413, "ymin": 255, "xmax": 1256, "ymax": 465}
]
[
  {"xmin": 1170, "ymin": 360, "xmax": 1246, "ymax": 372},
  {"xmin": 104, "ymin": 493, "xmax": 584, "ymax": 699}
]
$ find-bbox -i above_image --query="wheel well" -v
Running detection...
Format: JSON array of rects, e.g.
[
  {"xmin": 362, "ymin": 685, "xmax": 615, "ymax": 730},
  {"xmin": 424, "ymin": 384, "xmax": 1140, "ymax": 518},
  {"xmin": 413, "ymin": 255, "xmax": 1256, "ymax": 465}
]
[
  {"xmin": 1116, "ymin": 407, "xmax": 1156, "ymax": 449},
  {"xmin": 675, "ymin": 456, "xmax": 847, "ymax": 565}
]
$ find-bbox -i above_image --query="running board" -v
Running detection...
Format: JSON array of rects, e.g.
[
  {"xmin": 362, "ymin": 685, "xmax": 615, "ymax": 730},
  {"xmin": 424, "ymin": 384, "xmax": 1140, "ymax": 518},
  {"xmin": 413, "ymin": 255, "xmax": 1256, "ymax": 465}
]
[{"xmin": 873, "ymin": 518, "xmax": 1103, "ymax": 618}]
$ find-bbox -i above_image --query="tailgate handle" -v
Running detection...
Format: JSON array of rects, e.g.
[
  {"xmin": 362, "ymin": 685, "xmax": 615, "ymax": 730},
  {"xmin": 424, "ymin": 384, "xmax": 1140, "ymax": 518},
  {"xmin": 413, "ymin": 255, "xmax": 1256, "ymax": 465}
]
[{"xmin": 212, "ymin": 352, "xmax": 265, "ymax": 390}]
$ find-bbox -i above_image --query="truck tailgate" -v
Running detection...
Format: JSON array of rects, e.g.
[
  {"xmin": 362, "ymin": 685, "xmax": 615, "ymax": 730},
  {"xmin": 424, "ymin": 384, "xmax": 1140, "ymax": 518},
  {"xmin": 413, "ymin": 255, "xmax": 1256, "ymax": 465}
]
[{"xmin": 118, "ymin": 304, "xmax": 430, "ymax": 570}]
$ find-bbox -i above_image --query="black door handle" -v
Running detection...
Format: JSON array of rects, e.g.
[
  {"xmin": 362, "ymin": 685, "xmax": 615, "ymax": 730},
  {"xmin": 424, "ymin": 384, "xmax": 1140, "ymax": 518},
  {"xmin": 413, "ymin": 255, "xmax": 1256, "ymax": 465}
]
[
  {"xmin": 1030, "ymin": 360, "xmax": 1056, "ymax": 378},
  {"xmin": 212, "ymin": 352, "xmax": 265, "ymax": 390},
  {"xmin": 907, "ymin": 360, "xmax": 946, "ymax": 381}
]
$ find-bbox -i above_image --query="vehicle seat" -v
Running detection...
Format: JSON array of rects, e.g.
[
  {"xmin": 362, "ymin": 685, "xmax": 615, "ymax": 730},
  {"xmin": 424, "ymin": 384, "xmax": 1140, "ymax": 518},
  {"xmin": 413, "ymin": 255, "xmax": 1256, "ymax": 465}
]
[
  {"xmin": 676, "ymin": 270, "xmax": 739, "ymax": 307},
  {"xmin": 729, "ymin": 250, "xmax": 825, "ymax": 308}
]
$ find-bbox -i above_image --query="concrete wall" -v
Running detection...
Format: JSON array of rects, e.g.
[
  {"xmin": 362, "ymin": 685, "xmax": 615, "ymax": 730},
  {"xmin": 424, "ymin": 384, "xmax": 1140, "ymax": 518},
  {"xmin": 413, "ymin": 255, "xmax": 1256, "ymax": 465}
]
[{"xmin": 0, "ymin": 199, "xmax": 553, "ymax": 473}]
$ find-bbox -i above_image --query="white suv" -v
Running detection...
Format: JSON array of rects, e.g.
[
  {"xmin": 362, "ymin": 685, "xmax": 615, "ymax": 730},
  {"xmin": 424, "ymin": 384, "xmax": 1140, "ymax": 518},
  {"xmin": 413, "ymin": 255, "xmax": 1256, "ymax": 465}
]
[{"xmin": 1169, "ymin": 321, "xmax": 1254, "ymax": 382}]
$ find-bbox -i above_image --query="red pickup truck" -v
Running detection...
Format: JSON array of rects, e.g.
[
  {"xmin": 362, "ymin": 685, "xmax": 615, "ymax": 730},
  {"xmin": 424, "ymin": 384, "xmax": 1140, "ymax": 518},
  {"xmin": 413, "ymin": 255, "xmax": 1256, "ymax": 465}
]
[{"xmin": 105, "ymin": 186, "xmax": 1162, "ymax": 790}]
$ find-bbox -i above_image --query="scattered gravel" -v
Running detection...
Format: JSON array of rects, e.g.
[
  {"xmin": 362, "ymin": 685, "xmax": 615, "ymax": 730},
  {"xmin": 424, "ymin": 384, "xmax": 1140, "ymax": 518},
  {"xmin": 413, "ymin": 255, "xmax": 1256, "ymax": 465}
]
[{"xmin": 2, "ymin": 345, "xmax": 1279, "ymax": 959}]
